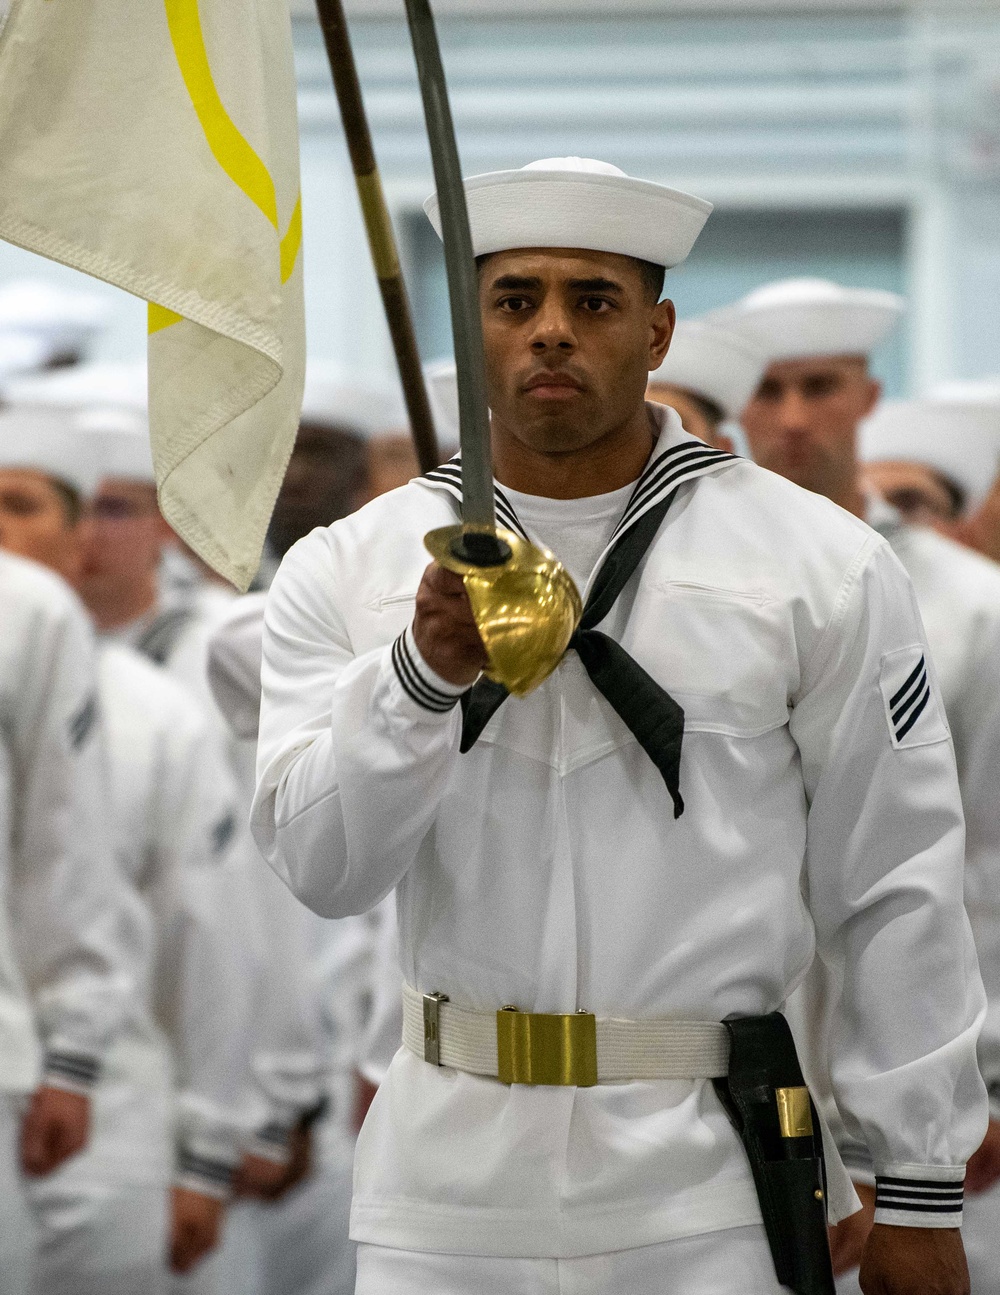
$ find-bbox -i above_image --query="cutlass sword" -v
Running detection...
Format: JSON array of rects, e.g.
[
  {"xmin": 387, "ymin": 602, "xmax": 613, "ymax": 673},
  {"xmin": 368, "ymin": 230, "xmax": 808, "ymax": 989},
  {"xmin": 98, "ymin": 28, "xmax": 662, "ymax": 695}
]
[
  {"xmin": 401, "ymin": 0, "xmax": 506, "ymax": 564},
  {"xmin": 401, "ymin": 0, "xmax": 583, "ymax": 695},
  {"xmin": 313, "ymin": 0, "xmax": 440, "ymax": 475}
]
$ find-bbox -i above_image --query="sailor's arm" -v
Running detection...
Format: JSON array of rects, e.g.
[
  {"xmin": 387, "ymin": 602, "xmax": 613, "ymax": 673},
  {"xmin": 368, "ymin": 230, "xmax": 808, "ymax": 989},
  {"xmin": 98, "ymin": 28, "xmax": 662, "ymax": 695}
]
[
  {"xmin": 949, "ymin": 605, "xmax": 1000, "ymax": 1189},
  {"xmin": 9, "ymin": 592, "xmax": 133, "ymax": 1098},
  {"xmin": 253, "ymin": 538, "xmax": 475, "ymax": 918},
  {"xmin": 790, "ymin": 539, "xmax": 986, "ymax": 1290},
  {"xmin": 149, "ymin": 721, "xmax": 257, "ymax": 1201}
]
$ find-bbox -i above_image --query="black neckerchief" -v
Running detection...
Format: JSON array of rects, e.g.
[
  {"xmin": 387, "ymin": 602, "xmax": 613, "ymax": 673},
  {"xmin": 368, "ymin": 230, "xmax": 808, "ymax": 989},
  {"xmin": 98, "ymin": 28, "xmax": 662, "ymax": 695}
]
[{"xmin": 421, "ymin": 435, "xmax": 737, "ymax": 818}]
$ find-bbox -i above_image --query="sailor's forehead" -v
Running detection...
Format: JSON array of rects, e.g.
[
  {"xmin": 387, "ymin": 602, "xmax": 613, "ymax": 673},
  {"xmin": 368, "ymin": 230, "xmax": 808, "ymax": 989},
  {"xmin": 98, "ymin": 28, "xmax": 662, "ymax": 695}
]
[
  {"xmin": 479, "ymin": 247, "xmax": 647, "ymax": 283},
  {"xmin": 759, "ymin": 355, "xmax": 870, "ymax": 381}
]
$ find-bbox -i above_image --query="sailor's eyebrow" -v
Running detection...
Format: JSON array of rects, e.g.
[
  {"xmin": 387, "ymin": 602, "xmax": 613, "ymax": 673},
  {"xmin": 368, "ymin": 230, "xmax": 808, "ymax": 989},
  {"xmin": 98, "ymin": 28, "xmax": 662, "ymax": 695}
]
[
  {"xmin": 490, "ymin": 274, "xmax": 542, "ymax": 291},
  {"xmin": 567, "ymin": 277, "xmax": 625, "ymax": 293}
]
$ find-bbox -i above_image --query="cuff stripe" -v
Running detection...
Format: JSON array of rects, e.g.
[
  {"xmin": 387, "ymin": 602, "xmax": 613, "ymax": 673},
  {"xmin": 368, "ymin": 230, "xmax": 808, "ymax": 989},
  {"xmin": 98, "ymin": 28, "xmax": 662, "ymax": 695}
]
[
  {"xmin": 45, "ymin": 1052, "xmax": 99, "ymax": 1083},
  {"xmin": 876, "ymin": 1176, "xmax": 963, "ymax": 1216},
  {"xmin": 392, "ymin": 632, "xmax": 461, "ymax": 713},
  {"xmin": 177, "ymin": 1151, "xmax": 234, "ymax": 1188}
]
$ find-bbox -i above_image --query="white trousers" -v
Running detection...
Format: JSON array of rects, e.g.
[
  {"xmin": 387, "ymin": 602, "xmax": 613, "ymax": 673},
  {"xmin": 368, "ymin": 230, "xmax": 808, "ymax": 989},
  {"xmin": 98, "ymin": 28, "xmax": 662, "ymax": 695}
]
[
  {"xmin": 0, "ymin": 1093, "xmax": 37, "ymax": 1295},
  {"xmin": 26, "ymin": 1177, "xmax": 168, "ymax": 1295},
  {"xmin": 355, "ymin": 1225, "xmax": 790, "ymax": 1294}
]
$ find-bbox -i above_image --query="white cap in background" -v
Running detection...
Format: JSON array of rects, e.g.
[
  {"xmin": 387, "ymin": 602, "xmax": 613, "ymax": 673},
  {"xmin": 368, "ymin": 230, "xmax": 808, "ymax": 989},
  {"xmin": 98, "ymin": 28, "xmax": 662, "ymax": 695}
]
[
  {"xmin": 650, "ymin": 319, "xmax": 766, "ymax": 418},
  {"xmin": 2, "ymin": 360, "xmax": 148, "ymax": 412},
  {"xmin": 860, "ymin": 398, "xmax": 1000, "ymax": 512},
  {"xmin": 423, "ymin": 359, "xmax": 459, "ymax": 448},
  {"xmin": 710, "ymin": 278, "xmax": 905, "ymax": 363},
  {"xmin": 300, "ymin": 362, "xmax": 406, "ymax": 438},
  {"xmin": 74, "ymin": 405, "xmax": 154, "ymax": 485},
  {"xmin": 0, "ymin": 279, "xmax": 110, "ymax": 361},
  {"xmin": 425, "ymin": 157, "xmax": 712, "ymax": 270},
  {"xmin": 0, "ymin": 406, "xmax": 101, "ymax": 496}
]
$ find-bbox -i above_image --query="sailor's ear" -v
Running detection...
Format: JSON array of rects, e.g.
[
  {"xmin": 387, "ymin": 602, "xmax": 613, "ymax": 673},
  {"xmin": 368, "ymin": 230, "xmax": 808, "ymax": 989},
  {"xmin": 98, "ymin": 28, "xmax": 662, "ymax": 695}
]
[{"xmin": 649, "ymin": 297, "xmax": 675, "ymax": 369}]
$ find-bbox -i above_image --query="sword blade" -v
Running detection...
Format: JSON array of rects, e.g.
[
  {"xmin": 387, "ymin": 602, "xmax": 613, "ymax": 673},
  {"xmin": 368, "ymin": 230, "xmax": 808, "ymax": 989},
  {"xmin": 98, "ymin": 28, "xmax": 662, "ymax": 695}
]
[{"xmin": 402, "ymin": 0, "xmax": 496, "ymax": 535}]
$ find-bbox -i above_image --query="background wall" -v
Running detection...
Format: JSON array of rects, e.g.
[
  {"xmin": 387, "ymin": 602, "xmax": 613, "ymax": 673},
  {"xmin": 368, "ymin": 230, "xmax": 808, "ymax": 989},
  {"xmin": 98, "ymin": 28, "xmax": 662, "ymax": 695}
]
[{"xmin": 1, "ymin": 2, "xmax": 998, "ymax": 397}]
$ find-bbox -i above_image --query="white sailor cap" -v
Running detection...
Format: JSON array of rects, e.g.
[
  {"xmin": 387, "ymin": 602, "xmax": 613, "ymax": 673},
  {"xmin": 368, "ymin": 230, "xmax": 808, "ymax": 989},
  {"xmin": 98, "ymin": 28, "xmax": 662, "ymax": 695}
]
[
  {"xmin": 0, "ymin": 279, "xmax": 110, "ymax": 354},
  {"xmin": 74, "ymin": 406, "xmax": 155, "ymax": 485},
  {"xmin": 711, "ymin": 278, "xmax": 905, "ymax": 363},
  {"xmin": 859, "ymin": 398, "xmax": 1000, "ymax": 511},
  {"xmin": 0, "ymin": 406, "xmax": 100, "ymax": 497},
  {"xmin": 424, "ymin": 157, "xmax": 713, "ymax": 270},
  {"xmin": 423, "ymin": 359, "xmax": 459, "ymax": 447},
  {"xmin": 650, "ymin": 319, "xmax": 767, "ymax": 418},
  {"xmin": 2, "ymin": 360, "xmax": 148, "ymax": 412},
  {"xmin": 300, "ymin": 362, "xmax": 406, "ymax": 438}
]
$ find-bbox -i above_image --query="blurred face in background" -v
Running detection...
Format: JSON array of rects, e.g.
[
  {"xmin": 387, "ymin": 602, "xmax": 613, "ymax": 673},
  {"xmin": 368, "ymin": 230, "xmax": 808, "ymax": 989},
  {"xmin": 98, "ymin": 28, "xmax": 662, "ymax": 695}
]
[
  {"xmin": 268, "ymin": 421, "xmax": 369, "ymax": 557},
  {"xmin": 741, "ymin": 356, "xmax": 880, "ymax": 498},
  {"xmin": 364, "ymin": 433, "xmax": 420, "ymax": 501},
  {"xmin": 646, "ymin": 381, "xmax": 734, "ymax": 452},
  {"xmin": 0, "ymin": 467, "xmax": 84, "ymax": 582},
  {"xmin": 78, "ymin": 478, "xmax": 172, "ymax": 623},
  {"xmin": 862, "ymin": 459, "xmax": 963, "ymax": 529}
]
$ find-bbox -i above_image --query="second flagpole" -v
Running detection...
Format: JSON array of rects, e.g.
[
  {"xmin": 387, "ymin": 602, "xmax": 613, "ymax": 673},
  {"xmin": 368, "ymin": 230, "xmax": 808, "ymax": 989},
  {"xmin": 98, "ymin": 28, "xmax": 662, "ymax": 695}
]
[{"xmin": 313, "ymin": 0, "xmax": 440, "ymax": 475}]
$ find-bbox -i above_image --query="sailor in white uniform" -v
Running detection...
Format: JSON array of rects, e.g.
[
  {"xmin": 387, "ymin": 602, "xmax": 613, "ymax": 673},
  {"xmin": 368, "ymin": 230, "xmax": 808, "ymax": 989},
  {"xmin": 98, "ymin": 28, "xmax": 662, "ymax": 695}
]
[
  {"xmin": 252, "ymin": 159, "xmax": 986, "ymax": 1294},
  {"xmin": 859, "ymin": 399, "xmax": 1000, "ymax": 1294},
  {"xmin": 0, "ymin": 487, "xmax": 133, "ymax": 1291},
  {"xmin": 727, "ymin": 278, "xmax": 1000, "ymax": 1289},
  {"xmin": 646, "ymin": 315, "xmax": 765, "ymax": 453},
  {"xmin": 0, "ymin": 408, "xmax": 263, "ymax": 1291}
]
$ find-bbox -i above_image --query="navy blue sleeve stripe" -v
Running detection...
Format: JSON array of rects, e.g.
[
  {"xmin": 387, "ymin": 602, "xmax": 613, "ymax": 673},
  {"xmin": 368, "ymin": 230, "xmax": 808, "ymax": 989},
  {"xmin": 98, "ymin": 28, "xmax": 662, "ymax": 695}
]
[
  {"xmin": 392, "ymin": 633, "xmax": 460, "ymax": 713},
  {"xmin": 895, "ymin": 682, "xmax": 931, "ymax": 741},
  {"xmin": 891, "ymin": 665, "xmax": 927, "ymax": 724},
  {"xmin": 876, "ymin": 1177, "xmax": 963, "ymax": 1190},
  {"xmin": 889, "ymin": 655, "xmax": 925, "ymax": 708}
]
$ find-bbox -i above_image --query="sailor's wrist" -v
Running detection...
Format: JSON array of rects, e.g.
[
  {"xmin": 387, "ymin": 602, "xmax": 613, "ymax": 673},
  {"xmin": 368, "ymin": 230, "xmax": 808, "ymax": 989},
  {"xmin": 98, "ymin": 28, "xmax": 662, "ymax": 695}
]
[
  {"xmin": 244, "ymin": 1119, "xmax": 294, "ymax": 1166},
  {"xmin": 872, "ymin": 1164, "xmax": 964, "ymax": 1228},
  {"xmin": 388, "ymin": 626, "xmax": 473, "ymax": 719}
]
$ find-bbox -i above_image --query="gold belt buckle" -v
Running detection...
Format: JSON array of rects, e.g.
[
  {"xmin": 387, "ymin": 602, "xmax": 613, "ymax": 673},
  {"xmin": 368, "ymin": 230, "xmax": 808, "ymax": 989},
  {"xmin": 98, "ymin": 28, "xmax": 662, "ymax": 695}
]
[{"xmin": 496, "ymin": 1006, "xmax": 598, "ymax": 1087}]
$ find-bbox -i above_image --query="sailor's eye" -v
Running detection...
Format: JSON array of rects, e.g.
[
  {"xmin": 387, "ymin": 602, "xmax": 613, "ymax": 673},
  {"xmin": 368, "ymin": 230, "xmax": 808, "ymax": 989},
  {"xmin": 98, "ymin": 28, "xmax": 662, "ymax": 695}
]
[{"xmin": 498, "ymin": 296, "xmax": 531, "ymax": 312}]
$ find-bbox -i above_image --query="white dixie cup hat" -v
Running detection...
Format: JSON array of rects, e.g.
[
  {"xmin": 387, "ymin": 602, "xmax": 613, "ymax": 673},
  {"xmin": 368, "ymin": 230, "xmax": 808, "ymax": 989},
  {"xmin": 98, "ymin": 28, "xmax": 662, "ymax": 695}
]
[
  {"xmin": 424, "ymin": 157, "xmax": 713, "ymax": 268},
  {"xmin": 650, "ymin": 318, "xmax": 767, "ymax": 419},
  {"xmin": 0, "ymin": 405, "xmax": 102, "ymax": 497},
  {"xmin": 708, "ymin": 278, "xmax": 905, "ymax": 363},
  {"xmin": 300, "ymin": 361, "xmax": 407, "ymax": 439},
  {"xmin": 859, "ymin": 397, "xmax": 1000, "ymax": 513}
]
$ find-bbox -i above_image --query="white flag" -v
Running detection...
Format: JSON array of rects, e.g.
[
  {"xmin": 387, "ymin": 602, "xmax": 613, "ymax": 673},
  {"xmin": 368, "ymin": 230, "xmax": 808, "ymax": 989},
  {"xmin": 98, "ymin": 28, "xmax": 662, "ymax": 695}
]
[{"xmin": 0, "ymin": 0, "xmax": 305, "ymax": 588}]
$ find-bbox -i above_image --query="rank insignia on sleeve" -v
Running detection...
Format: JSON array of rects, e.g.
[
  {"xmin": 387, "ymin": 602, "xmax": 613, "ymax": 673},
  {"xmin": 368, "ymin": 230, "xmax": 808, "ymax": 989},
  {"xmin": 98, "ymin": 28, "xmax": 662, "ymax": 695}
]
[
  {"xmin": 69, "ymin": 693, "xmax": 97, "ymax": 751},
  {"xmin": 879, "ymin": 646, "xmax": 949, "ymax": 749}
]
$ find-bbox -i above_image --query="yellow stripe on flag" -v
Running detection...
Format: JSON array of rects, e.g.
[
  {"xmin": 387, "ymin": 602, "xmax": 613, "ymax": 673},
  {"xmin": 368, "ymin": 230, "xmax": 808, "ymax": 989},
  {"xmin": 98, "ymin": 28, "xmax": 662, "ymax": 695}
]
[
  {"xmin": 148, "ymin": 302, "xmax": 184, "ymax": 334},
  {"xmin": 280, "ymin": 195, "xmax": 302, "ymax": 284},
  {"xmin": 164, "ymin": 0, "xmax": 279, "ymax": 230}
]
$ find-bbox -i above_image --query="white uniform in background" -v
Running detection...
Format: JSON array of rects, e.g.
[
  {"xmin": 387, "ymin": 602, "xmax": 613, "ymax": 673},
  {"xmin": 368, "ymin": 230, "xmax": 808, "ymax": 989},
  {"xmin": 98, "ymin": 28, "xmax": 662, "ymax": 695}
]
[
  {"xmin": 24, "ymin": 642, "xmax": 259, "ymax": 1295},
  {"xmin": 204, "ymin": 595, "xmax": 392, "ymax": 1295},
  {"xmin": 0, "ymin": 552, "xmax": 133, "ymax": 1294},
  {"xmin": 254, "ymin": 399, "xmax": 985, "ymax": 1284}
]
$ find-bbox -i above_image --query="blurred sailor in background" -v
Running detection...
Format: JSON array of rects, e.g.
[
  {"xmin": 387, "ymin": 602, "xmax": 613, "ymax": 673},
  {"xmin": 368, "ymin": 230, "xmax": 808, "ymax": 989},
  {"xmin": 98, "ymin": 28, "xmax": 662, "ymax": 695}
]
[
  {"xmin": 0, "ymin": 406, "xmax": 265, "ymax": 1291},
  {"xmin": 207, "ymin": 595, "xmax": 387, "ymax": 1295},
  {"xmin": 646, "ymin": 316, "xmax": 765, "ymax": 453},
  {"xmin": 194, "ymin": 365, "xmax": 422, "ymax": 1295},
  {"xmin": 728, "ymin": 277, "xmax": 1000, "ymax": 1290},
  {"xmin": 0, "ymin": 413, "xmax": 137, "ymax": 1293}
]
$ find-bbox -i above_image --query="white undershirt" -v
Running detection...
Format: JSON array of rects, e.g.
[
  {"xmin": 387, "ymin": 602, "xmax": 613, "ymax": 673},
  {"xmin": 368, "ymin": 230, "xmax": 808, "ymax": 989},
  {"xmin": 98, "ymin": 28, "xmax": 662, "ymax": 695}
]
[{"xmin": 501, "ymin": 480, "xmax": 636, "ymax": 593}]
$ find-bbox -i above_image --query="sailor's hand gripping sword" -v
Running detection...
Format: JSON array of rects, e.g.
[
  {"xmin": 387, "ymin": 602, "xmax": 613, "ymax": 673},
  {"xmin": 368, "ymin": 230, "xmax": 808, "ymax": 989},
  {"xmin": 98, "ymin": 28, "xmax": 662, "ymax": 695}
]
[{"xmin": 403, "ymin": 0, "xmax": 581, "ymax": 696}]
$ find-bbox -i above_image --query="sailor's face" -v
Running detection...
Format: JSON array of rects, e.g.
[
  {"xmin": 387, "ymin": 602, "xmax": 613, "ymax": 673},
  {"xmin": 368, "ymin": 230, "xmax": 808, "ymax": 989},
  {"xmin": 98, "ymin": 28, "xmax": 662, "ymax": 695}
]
[
  {"xmin": 0, "ymin": 468, "xmax": 83, "ymax": 583},
  {"xmin": 79, "ymin": 477, "xmax": 166, "ymax": 591},
  {"xmin": 863, "ymin": 459, "xmax": 961, "ymax": 527},
  {"xmin": 479, "ymin": 249, "xmax": 674, "ymax": 454},
  {"xmin": 741, "ymin": 357, "xmax": 880, "ymax": 494}
]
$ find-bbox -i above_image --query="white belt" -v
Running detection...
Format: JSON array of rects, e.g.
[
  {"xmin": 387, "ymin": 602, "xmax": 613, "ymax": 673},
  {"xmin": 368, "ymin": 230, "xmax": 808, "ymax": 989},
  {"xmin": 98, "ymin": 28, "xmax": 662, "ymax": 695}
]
[{"xmin": 402, "ymin": 983, "xmax": 730, "ymax": 1086}]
